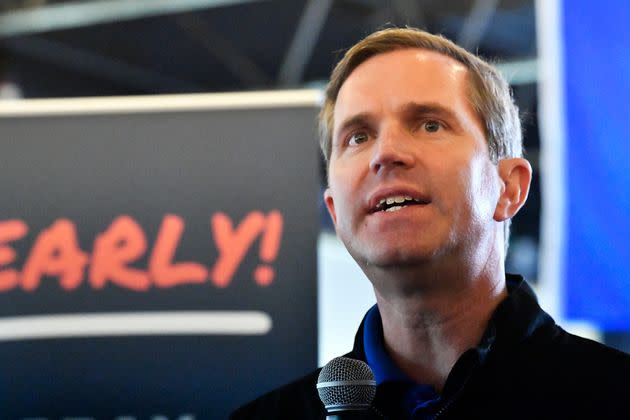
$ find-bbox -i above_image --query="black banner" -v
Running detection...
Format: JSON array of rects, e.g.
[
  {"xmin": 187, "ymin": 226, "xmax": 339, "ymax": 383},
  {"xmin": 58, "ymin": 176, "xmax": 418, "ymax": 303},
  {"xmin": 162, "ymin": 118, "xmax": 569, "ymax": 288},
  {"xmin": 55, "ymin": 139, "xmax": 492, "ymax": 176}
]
[{"xmin": 0, "ymin": 91, "xmax": 321, "ymax": 419}]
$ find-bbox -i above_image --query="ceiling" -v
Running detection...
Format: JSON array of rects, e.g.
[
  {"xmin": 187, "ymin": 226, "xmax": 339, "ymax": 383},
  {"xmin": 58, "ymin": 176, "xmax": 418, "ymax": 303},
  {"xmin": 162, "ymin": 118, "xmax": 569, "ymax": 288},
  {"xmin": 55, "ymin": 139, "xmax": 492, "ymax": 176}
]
[{"xmin": 0, "ymin": 0, "xmax": 536, "ymax": 97}]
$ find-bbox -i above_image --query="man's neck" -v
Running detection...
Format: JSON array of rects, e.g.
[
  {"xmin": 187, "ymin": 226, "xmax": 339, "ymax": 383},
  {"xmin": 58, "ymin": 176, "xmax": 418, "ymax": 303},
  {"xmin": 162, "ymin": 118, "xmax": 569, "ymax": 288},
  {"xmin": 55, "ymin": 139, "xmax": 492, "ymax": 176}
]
[{"xmin": 371, "ymin": 262, "xmax": 507, "ymax": 392}]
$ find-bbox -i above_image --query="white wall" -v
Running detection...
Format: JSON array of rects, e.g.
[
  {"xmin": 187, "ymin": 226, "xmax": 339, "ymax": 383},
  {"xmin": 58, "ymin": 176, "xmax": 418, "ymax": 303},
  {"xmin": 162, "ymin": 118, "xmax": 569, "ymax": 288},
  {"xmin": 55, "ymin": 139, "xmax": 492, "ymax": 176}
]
[{"xmin": 317, "ymin": 232, "xmax": 375, "ymax": 366}]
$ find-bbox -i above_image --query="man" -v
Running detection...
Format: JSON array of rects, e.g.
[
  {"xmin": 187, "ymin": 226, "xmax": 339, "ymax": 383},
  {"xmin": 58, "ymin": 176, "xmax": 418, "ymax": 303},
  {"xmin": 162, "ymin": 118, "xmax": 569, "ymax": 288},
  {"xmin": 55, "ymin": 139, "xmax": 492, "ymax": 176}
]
[{"xmin": 232, "ymin": 27, "xmax": 630, "ymax": 419}]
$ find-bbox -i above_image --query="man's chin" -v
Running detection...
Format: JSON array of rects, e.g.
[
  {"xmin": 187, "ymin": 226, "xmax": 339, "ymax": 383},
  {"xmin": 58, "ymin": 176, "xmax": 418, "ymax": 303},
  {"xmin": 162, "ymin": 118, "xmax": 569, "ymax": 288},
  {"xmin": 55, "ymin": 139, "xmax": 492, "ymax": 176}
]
[{"xmin": 355, "ymin": 247, "xmax": 441, "ymax": 269}]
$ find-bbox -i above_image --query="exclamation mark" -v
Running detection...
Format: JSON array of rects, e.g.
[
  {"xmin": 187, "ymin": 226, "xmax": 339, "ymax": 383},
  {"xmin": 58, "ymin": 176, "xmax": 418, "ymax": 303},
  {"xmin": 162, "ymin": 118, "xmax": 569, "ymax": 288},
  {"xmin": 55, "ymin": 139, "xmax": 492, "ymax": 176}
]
[{"xmin": 254, "ymin": 210, "xmax": 284, "ymax": 286}]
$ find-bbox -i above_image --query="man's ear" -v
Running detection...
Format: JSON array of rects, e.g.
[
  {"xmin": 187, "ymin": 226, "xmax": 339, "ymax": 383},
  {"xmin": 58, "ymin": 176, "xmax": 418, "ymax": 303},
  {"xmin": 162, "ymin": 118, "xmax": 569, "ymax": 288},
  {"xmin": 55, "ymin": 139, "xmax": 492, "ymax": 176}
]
[
  {"xmin": 323, "ymin": 188, "xmax": 337, "ymax": 226},
  {"xmin": 493, "ymin": 158, "xmax": 532, "ymax": 222}
]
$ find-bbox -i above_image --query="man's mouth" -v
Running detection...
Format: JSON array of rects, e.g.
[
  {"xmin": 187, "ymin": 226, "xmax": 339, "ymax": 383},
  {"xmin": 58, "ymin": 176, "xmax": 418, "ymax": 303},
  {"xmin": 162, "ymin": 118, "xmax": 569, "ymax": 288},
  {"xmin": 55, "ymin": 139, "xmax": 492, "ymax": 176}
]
[{"xmin": 372, "ymin": 195, "xmax": 429, "ymax": 213}]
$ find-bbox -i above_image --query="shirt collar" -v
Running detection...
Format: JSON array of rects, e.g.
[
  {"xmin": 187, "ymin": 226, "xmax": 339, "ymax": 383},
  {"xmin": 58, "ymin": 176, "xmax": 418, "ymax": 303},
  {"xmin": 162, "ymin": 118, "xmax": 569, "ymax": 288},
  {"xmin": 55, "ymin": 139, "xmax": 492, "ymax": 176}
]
[{"xmin": 363, "ymin": 304, "xmax": 412, "ymax": 385}]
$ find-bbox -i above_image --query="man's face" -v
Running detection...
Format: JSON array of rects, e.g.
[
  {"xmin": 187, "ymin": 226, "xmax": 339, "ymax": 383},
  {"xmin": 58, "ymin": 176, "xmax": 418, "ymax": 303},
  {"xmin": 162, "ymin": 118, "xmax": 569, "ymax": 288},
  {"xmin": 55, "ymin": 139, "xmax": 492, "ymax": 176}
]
[{"xmin": 324, "ymin": 48, "xmax": 503, "ymax": 270}]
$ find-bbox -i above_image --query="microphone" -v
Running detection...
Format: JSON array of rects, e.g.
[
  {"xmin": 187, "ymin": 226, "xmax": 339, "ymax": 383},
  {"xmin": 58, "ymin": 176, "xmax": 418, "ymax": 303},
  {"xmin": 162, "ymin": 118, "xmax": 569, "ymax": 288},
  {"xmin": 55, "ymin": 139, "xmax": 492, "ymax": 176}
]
[{"xmin": 316, "ymin": 357, "xmax": 377, "ymax": 419}]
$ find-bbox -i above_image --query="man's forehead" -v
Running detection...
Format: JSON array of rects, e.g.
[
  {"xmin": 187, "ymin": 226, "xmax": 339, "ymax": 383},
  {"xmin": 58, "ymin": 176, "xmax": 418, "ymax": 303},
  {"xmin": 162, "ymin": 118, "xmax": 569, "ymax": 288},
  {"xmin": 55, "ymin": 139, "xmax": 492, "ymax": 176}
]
[
  {"xmin": 341, "ymin": 48, "xmax": 468, "ymax": 90},
  {"xmin": 333, "ymin": 48, "xmax": 472, "ymax": 127}
]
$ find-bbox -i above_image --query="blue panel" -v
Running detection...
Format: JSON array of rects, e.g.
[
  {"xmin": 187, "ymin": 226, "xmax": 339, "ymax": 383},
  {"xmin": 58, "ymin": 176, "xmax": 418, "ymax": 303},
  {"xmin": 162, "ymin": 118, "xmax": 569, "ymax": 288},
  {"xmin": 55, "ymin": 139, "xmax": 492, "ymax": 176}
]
[{"xmin": 563, "ymin": 0, "xmax": 630, "ymax": 328}]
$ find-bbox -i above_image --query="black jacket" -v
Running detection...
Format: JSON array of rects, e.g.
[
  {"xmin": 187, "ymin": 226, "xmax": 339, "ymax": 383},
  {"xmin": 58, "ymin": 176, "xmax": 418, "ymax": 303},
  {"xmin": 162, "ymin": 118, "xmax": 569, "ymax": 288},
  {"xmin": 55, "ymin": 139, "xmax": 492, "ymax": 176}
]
[{"xmin": 232, "ymin": 275, "xmax": 630, "ymax": 419}]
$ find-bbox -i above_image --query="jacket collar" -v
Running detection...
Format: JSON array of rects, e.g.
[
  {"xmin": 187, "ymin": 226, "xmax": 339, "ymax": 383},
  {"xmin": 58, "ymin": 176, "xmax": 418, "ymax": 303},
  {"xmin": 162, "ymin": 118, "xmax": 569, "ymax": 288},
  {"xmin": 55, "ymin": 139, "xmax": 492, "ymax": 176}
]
[{"xmin": 347, "ymin": 274, "xmax": 555, "ymax": 382}]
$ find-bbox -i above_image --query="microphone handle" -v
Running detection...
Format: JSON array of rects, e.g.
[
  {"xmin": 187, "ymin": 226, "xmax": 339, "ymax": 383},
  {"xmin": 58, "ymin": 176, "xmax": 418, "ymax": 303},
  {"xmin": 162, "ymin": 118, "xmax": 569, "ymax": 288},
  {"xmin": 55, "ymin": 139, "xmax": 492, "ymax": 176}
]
[{"xmin": 326, "ymin": 410, "xmax": 374, "ymax": 419}]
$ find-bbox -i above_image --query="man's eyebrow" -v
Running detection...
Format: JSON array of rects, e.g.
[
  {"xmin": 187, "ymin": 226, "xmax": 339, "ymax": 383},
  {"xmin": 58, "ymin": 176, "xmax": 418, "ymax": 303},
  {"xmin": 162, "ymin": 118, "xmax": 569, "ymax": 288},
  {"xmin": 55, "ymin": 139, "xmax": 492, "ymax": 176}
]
[
  {"xmin": 334, "ymin": 102, "xmax": 465, "ymax": 141},
  {"xmin": 400, "ymin": 102, "xmax": 459, "ymax": 120},
  {"xmin": 334, "ymin": 112, "xmax": 374, "ymax": 139}
]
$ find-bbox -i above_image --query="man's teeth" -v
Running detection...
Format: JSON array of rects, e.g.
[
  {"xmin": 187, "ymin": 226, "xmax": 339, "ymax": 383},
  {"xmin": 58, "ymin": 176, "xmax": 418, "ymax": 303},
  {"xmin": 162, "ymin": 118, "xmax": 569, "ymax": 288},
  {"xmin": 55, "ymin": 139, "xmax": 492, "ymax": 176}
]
[
  {"xmin": 380, "ymin": 195, "xmax": 415, "ymax": 206},
  {"xmin": 378, "ymin": 195, "xmax": 419, "ymax": 211}
]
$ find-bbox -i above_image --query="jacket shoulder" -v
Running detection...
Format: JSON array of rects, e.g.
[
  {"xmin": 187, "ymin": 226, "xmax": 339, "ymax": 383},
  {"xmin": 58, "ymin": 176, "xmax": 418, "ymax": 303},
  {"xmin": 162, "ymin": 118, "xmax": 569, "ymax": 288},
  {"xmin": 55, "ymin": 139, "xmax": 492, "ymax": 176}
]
[
  {"xmin": 553, "ymin": 328, "xmax": 630, "ymax": 373},
  {"xmin": 514, "ymin": 324, "xmax": 630, "ymax": 395},
  {"xmin": 230, "ymin": 369, "xmax": 325, "ymax": 420}
]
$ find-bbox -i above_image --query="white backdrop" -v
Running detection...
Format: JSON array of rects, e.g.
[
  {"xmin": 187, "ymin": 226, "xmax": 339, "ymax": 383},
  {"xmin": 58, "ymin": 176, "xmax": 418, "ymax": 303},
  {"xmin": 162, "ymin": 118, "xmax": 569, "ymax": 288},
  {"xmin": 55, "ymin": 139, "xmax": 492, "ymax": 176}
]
[{"xmin": 317, "ymin": 232, "xmax": 375, "ymax": 366}]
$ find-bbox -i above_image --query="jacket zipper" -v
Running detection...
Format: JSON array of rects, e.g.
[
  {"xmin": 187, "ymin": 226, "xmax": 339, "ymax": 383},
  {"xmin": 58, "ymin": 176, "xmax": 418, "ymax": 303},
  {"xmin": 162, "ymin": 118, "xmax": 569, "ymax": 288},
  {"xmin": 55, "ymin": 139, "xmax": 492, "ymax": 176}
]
[
  {"xmin": 370, "ymin": 405, "xmax": 387, "ymax": 418},
  {"xmin": 431, "ymin": 369, "xmax": 475, "ymax": 419}
]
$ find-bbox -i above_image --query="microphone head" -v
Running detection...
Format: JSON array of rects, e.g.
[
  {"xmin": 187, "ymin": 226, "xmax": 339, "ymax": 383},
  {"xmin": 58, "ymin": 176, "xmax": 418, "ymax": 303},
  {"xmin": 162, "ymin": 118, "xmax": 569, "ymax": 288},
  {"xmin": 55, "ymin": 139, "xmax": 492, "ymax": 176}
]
[{"xmin": 316, "ymin": 357, "xmax": 376, "ymax": 413}]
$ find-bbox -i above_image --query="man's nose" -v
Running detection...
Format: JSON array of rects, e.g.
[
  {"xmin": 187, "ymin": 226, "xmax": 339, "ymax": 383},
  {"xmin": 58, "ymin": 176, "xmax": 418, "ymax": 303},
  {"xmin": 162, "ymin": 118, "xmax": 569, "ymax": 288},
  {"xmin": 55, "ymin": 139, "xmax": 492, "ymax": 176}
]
[{"xmin": 369, "ymin": 125, "xmax": 414, "ymax": 173}]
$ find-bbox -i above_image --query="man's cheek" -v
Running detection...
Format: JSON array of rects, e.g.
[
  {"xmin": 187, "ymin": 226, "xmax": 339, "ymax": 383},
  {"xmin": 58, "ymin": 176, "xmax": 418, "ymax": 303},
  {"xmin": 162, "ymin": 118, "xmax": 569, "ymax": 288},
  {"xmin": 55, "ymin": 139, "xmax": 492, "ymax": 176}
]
[{"xmin": 334, "ymin": 205, "xmax": 353, "ymax": 233}]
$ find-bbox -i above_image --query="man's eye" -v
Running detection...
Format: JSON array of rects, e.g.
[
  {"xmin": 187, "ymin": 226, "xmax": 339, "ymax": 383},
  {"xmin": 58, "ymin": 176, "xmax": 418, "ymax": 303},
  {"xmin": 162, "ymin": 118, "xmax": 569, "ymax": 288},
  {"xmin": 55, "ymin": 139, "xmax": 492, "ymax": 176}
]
[
  {"xmin": 348, "ymin": 132, "xmax": 369, "ymax": 145},
  {"xmin": 423, "ymin": 120, "xmax": 441, "ymax": 132}
]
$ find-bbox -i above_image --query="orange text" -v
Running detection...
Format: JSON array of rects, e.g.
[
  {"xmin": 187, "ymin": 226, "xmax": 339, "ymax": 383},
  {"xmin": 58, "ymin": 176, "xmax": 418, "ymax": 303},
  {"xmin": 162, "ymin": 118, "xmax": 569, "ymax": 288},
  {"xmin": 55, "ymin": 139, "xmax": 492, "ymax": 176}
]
[{"xmin": 0, "ymin": 211, "xmax": 283, "ymax": 292}]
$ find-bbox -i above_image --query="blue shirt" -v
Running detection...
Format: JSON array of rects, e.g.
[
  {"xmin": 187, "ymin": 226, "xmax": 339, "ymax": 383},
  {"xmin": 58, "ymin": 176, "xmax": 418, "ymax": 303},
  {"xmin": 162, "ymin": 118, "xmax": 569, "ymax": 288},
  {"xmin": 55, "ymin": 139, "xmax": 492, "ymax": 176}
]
[{"xmin": 363, "ymin": 304, "xmax": 442, "ymax": 419}]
